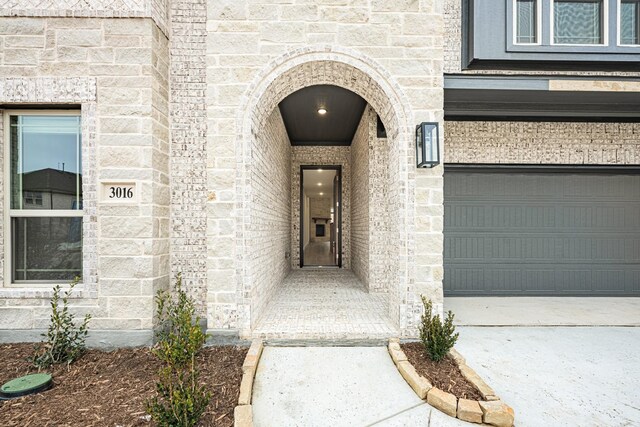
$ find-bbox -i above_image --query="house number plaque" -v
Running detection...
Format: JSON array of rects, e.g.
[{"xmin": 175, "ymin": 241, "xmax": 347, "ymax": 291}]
[{"xmin": 100, "ymin": 181, "xmax": 138, "ymax": 204}]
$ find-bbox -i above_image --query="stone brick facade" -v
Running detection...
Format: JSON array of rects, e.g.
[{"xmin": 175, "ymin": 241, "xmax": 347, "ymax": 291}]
[
  {"xmin": 0, "ymin": 16, "xmax": 169, "ymax": 344},
  {"xmin": 0, "ymin": 1, "xmax": 636, "ymax": 344},
  {"xmin": 445, "ymin": 121, "xmax": 640, "ymax": 165},
  {"xmin": 0, "ymin": 0, "xmax": 169, "ymax": 36},
  {"xmin": 0, "ymin": 1, "xmax": 447, "ymax": 341}
]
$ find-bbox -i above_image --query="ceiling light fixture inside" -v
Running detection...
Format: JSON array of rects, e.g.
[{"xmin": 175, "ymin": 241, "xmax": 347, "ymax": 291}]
[
  {"xmin": 317, "ymin": 108, "xmax": 327, "ymax": 115},
  {"xmin": 317, "ymin": 183, "xmax": 322, "ymax": 186}
]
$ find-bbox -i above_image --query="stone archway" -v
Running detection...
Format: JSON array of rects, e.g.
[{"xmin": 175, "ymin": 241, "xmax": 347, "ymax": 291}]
[{"xmin": 235, "ymin": 46, "xmax": 416, "ymax": 338}]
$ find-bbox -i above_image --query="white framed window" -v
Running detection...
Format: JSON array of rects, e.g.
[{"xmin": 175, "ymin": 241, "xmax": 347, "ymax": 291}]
[
  {"xmin": 4, "ymin": 111, "xmax": 83, "ymax": 285},
  {"xmin": 552, "ymin": 0, "xmax": 608, "ymax": 45},
  {"xmin": 514, "ymin": 0, "xmax": 543, "ymax": 44},
  {"xmin": 619, "ymin": 0, "xmax": 640, "ymax": 44}
]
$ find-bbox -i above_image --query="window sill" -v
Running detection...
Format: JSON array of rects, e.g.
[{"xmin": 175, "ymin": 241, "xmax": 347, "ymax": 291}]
[{"xmin": 0, "ymin": 286, "xmax": 97, "ymax": 300}]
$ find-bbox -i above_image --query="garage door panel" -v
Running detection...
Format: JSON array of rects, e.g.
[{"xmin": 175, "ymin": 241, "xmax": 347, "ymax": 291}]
[
  {"xmin": 522, "ymin": 269, "xmax": 556, "ymax": 292},
  {"xmin": 446, "ymin": 234, "xmax": 636, "ymax": 263},
  {"xmin": 627, "ymin": 270, "xmax": 640, "ymax": 293},
  {"xmin": 444, "ymin": 171, "xmax": 640, "ymax": 296}
]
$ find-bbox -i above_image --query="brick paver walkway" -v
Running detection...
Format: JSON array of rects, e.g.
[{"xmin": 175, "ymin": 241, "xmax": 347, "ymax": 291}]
[{"xmin": 253, "ymin": 269, "xmax": 397, "ymax": 342}]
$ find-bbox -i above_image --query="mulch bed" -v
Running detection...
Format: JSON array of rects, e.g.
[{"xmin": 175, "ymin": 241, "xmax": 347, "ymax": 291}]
[
  {"xmin": 401, "ymin": 342, "xmax": 483, "ymax": 401},
  {"xmin": 0, "ymin": 343, "xmax": 247, "ymax": 427}
]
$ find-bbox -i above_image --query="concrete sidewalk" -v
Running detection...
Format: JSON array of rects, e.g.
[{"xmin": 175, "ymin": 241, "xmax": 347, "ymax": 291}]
[
  {"xmin": 252, "ymin": 327, "xmax": 640, "ymax": 426},
  {"xmin": 251, "ymin": 346, "xmax": 470, "ymax": 426}
]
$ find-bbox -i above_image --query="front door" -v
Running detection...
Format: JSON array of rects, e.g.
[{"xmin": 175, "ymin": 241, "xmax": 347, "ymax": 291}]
[{"xmin": 300, "ymin": 165, "xmax": 342, "ymax": 267}]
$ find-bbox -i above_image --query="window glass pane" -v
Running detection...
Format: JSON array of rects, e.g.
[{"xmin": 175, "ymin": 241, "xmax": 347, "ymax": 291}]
[
  {"xmin": 12, "ymin": 217, "xmax": 82, "ymax": 282},
  {"xmin": 554, "ymin": 0, "xmax": 603, "ymax": 44},
  {"xmin": 621, "ymin": 0, "xmax": 640, "ymax": 45},
  {"xmin": 10, "ymin": 115, "xmax": 82, "ymax": 210},
  {"xmin": 517, "ymin": 0, "xmax": 537, "ymax": 43}
]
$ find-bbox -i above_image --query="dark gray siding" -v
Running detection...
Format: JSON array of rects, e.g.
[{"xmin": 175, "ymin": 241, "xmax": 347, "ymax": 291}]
[
  {"xmin": 444, "ymin": 170, "xmax": 640, "ymax": 296},
  {"xmin": 464, "ymin": 0, "xmax": 640, "ymax": 67}
]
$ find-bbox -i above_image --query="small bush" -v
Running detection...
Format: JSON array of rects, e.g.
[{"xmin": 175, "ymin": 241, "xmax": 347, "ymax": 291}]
[
  {"xmin": 31, "ymin": 277, "xmax": 91, "ymax": 369},
  {"xmin": 418, "ymin": 296, "xmax": 459, "ymax": 362},
  {"xmin": 146, "ymin": 274, "xmax": 210, "ymax": 427}
]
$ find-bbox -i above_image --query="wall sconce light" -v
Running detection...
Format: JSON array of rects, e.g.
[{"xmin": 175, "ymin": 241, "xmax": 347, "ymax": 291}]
[{"xmin": 416, "ymin": 122, "xmax": 440, "ymax": 168}]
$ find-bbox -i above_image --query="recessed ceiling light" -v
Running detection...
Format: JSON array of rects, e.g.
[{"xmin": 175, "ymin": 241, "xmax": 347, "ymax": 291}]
[
  {"xmin": 317, "ymin": 183, "xmax": 322, "ymax": 186},
  {"xmin": 317, "ymin": 168, "xmax": 323, "ymax": 172},
  {"xmin": 319, "ymin": 192, "xmax": 324, "ymax": 196},
  {"xmin": 318, "ymin": 108, "xmax": 327, "ymax": 115}
]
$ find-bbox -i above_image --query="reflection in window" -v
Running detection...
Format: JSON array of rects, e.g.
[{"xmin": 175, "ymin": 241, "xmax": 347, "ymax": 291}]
[
  {"xmin": 8, "ymin": 114, "xmax": 82, "ymax": 283},
  {"xmin": 10, "ymin": 115, "xmax": 82, "ymax": 210},
  {"xmin": 554, "ymin": 0, "xmax": 604, "ymax": 44},
  {"xmin": 516, "ymin": 0, "xmax": 538, "ymax": 43},
  {"xmin": 621, "ymin": 0, "xmax": 640, "ymax": 45}
]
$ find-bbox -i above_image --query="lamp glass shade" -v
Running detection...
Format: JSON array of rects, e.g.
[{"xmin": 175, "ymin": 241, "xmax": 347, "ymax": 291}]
[{"xmin": 416, "ymin": 122, "xmax": 440, "ymax": 168}]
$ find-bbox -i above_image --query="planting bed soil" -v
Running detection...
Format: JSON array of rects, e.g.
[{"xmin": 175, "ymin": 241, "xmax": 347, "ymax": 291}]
[
  {"xmin": 401, "ymin": 342, "xmax": 483, "ymax": 401},
  {"xmin": 0, "ymin": 343, "xmax": 247, "ymax": 427}
]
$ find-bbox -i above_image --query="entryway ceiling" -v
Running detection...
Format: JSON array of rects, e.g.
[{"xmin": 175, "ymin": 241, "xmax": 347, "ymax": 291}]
[
  {"xmin": 303, "ymin": 169, "xmax": 336, "ymax": 198},
  {"xmin": 279, "ymin": 85, "xmax": 366, "ymax": 146}
]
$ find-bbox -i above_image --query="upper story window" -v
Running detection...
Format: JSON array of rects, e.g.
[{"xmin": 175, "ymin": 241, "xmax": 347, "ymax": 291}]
[
  {"xmin": 5, "ymin": 112, "xmax": 82, "ymax": 284},
  {"xmin": 620, "ymin": 0, "xmax": 640, "ymax": 44},
  {"xmin": 516, "ymin": 0, "xmax": 541, "ymax": 43},
  {"xmin": 464, "ymin": 0, "xmax": 640, "ymax": 68},
  {"xmin": 553, "ymin": 0, "xmax": 606, "ymax": 45},
  {"xmin": 509, "ymin": 0, "xmax": 639, "ymax": 48}
]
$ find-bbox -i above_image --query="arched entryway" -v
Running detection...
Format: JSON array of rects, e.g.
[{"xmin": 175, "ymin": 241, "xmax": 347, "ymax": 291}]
[{"xmin": 235, "ymin": 47, "xmax": 416, "ymax": 340}]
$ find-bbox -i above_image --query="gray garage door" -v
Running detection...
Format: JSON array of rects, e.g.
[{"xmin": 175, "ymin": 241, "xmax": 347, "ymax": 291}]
[{"xmin": 444, "ymin": 169, "xmax": 640, "ymax": 296}]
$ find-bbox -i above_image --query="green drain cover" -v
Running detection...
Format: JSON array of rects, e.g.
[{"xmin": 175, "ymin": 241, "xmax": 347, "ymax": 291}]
[{"xmin": 0, "ymin": 373, "xmax": 52, "ymax": 399}]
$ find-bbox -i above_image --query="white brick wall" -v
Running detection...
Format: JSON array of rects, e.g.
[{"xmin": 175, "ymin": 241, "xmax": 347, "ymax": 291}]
[
  {"xmin": 445, "ymin": 121, "xmax": 640, "ymax": 165},
  {"xmin": 350, "ymin": 105, "xmax": 370, "ymax": 287},
  {"xmin": 249, "ymin": 108, "xmax": 292, "ymax": 328},
  {"xmin": 170, "ymin": 0, "xmax": 209, "ymax": 315}
]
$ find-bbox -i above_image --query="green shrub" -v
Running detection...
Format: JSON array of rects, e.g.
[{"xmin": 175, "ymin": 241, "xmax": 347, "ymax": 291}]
[
  {"xmin": 418, "ymin": 296, "xmax": 459, "ymax": 362},
  {"xmin": 146, "ymin": 274, "xmax": 210, "ymax": 427},
  {"xmin": 31, "ymin": 277, "xmax": 91, "ymax": 369}
]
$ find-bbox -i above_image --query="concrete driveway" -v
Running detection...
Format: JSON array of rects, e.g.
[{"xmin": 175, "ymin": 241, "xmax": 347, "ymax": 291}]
[{"xmin": 456, "ymin": 327, "xmax": 640, "ymax": 427}]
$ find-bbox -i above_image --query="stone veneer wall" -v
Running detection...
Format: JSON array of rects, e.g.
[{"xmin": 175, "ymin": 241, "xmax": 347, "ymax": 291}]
[
  {"xmin": 250, "ymin": 108, "xmax": 291, "ymax": 327},
  {"xmin": 149, "ymin": 19, "xmax": 171, "ymax": 315},
  {"xmin": 291, "ymin": 146, "xmax": 351, "ymax": 270},
  {"xmin": 0, "ymin": 17, "xmax": 169, "ymax": 343},
  {"xmin": 350, "ymin": 106, "xmax": 370, "ymax": 286},
  {"xmin": 445, "ymin": 121, "xmax": 640, "ymax": 164},
  {"xmin": 170, "ymin": 0, "xmax": 209, "ymax": 313},
  {"xmin": 0, "ymin": 0, "xmax": 169, "ymax": 36}
]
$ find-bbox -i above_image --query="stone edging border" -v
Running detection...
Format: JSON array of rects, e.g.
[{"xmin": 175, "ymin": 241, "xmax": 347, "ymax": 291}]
[
  {"xmin": 234, "ymin": 339, "xmax": 264, "ymax": 427},
  {"xmin": 388, "ymin": 339, "xmax": 515, "ymax": 427}
]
